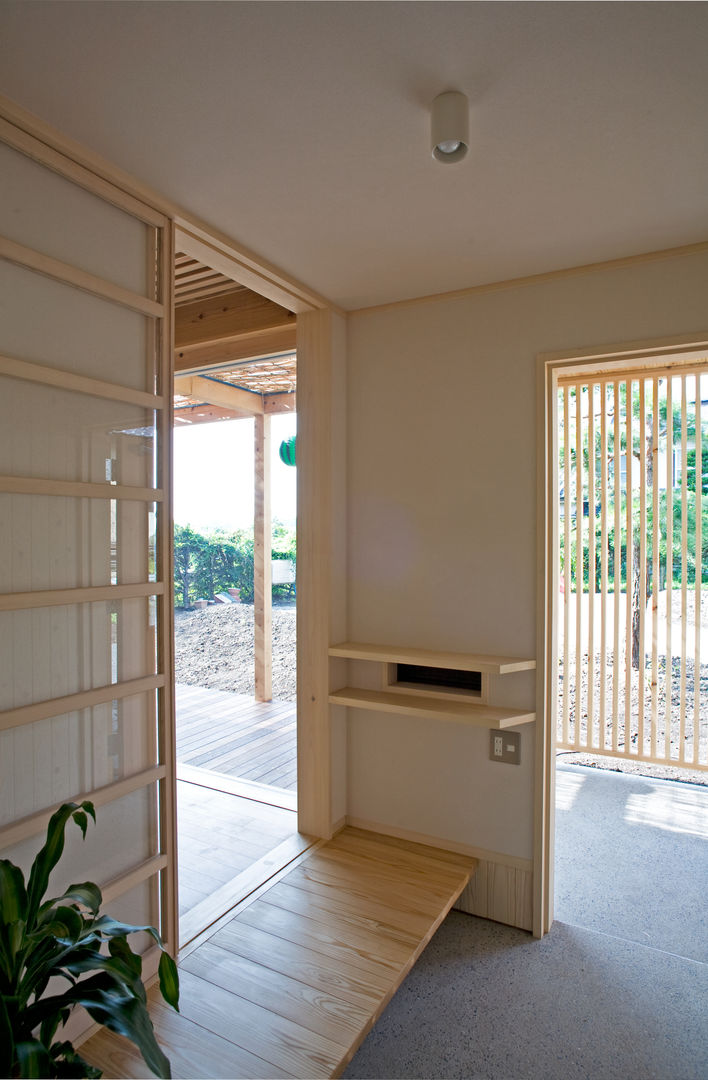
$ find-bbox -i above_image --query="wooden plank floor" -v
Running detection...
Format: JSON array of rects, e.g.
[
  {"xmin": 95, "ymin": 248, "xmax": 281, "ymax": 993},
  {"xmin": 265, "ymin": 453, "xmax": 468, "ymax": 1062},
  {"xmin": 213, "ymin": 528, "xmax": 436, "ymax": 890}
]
[
  {"xmin": 83, "ymin": 827, "xmax": 478, "ymax": 1079},
  {"xmin": 176, "ymin": 684, "xmax": 297, "ymax": 791}
]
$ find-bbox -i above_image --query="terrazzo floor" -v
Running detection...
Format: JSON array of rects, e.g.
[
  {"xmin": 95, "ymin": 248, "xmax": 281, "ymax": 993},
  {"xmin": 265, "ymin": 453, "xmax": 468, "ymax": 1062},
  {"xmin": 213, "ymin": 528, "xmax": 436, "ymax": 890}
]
[
  {"xmin": 344, "ymin": 763, "xmax": 708, "ymax": 1079},
  {"xmin": 555, "ymin": 761, "xmax": 708, "ymax": 963}
]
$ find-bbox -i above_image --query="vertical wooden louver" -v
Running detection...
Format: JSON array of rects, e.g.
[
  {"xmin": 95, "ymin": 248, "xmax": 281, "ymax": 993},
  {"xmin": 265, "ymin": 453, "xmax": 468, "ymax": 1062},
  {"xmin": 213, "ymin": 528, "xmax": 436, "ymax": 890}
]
[{"xmin": 557, "ymin": 364, "xmax": 707, "ymax": 769}]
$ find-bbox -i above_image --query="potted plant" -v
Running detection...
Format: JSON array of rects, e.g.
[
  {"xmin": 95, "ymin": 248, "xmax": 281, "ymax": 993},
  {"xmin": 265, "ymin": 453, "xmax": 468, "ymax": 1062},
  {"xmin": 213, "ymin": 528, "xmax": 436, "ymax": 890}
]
[{"xmin": 0, "ymin": 800, "xmax": 179, "ymax": 1078}]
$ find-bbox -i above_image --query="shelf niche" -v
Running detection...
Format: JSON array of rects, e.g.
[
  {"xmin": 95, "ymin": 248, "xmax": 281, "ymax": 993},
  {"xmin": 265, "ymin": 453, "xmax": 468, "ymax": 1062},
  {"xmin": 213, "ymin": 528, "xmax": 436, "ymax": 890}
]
[{"xmin": 328, "ymin": 642, "xmax": 536, "ymax": 730}]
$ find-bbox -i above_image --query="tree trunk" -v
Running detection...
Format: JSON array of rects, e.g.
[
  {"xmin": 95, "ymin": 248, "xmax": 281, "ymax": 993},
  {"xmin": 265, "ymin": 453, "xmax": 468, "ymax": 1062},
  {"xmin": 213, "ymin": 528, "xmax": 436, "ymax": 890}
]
[
  {"xmin": 631, "ymin": 414, "xmax": 654, "ymax": 669},
  {"xmin": 631, "ymin": 529, "xmax": 642, "ymax": 669},
  {"xmin": 181, "ymin": 554, "xmax": 190, "ymax": 609}
]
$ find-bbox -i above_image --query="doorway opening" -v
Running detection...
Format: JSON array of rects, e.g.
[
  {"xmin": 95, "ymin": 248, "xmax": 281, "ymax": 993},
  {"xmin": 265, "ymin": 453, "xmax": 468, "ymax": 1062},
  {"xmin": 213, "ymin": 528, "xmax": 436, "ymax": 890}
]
[
  {"xmin": 550, "ymin": 350, "xmax": 708, "ymax": 961},
  {"xmin": 170, "ymin": 250, "xmax": 305, "ymax": 946}
]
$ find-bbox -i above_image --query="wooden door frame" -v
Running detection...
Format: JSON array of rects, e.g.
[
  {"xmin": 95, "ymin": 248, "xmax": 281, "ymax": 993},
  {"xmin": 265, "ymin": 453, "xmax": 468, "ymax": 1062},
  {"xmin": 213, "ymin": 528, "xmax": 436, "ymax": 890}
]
[
  {"xmin": 173, "ymin": 229, "xmax": 343, "ymax": 840},
  {"xmin": 534, "ymin": 331, "xmax": 708, "ymax": 938}
]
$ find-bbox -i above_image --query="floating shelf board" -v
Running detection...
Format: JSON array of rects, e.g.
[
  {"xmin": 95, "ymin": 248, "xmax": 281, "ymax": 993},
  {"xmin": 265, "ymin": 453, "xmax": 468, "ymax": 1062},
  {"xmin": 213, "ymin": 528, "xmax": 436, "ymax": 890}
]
[
  {"xmin": 329, "ymin": 687, "xmax": 535, "ymax": 729},
  {"xmin": 328, "ymin": 641, "xmax": 536, "ymax": 675}
]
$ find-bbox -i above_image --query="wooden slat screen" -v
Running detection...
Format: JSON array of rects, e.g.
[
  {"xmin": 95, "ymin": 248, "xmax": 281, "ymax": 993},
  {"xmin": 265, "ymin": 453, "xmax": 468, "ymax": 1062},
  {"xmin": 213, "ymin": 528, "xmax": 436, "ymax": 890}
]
[{"xmin": 557, "ymin": 364, "xmax": 707, "ymax": 769}]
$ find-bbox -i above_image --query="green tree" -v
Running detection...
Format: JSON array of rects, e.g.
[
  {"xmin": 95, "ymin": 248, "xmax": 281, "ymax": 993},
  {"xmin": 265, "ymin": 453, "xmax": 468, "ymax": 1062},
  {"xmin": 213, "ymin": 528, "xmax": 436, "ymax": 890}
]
[
  {"xmin": 173, "ymin": 523, "xmax": 295, "ymax": 606},
  {"xmin": 559, "ymin": 376, "xmax": 707, "ymax": 668},
  {"xmin": 173, "ymin": 524, "xmax": 209, "ymax": 609}
]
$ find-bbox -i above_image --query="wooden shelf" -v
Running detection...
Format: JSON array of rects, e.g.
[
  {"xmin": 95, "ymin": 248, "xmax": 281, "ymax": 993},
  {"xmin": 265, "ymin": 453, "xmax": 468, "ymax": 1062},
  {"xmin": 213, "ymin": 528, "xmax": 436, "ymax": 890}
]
[
  {"xmin": 328, "ymin": 641, "xmax": 535, "ymax": 675},
  {"xmin": 328, "ymin": 687, "xmax": 535, "ymax": 729}
]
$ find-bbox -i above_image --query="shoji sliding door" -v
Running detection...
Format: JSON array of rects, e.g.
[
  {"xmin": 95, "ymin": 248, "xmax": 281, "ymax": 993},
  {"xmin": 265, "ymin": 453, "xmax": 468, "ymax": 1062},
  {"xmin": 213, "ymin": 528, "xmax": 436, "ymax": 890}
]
[{"xmin": 0, "ymin": 123, "xmax": 176, "ymax": 958}]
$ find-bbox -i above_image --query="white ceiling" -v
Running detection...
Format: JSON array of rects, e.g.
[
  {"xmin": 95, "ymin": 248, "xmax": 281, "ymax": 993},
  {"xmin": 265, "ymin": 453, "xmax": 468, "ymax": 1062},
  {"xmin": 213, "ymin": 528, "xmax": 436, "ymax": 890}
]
[{"xmin": 1, "ymin": 1, "xmax": 707, "ymax": 310}]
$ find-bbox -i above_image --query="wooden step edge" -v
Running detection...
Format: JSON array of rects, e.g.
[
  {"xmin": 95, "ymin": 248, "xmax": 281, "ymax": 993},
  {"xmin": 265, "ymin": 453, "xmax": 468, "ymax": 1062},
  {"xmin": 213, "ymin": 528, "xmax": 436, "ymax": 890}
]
[{"xmin": 330, "ymin": 871, "xmax": 472, "ymax": 1079}]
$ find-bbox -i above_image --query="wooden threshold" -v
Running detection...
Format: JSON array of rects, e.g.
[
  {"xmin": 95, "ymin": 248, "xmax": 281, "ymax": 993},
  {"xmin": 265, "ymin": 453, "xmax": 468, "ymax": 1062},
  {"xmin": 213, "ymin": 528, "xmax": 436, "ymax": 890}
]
[
  {"xmin": 180, "ymin": 831, "xmax": 314, "ymax": 948},
  {"xmin": 177, "ymin": 761, "xmax": 297, "ymax": 812},
  {"xmin": 82, "ymin": 827, "xmax": 478, "ymax": 1079}
]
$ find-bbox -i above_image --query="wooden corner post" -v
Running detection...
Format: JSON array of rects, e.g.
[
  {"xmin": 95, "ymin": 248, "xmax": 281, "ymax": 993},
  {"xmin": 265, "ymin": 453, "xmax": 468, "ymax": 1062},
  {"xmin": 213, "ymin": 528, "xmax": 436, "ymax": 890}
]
[
  {"xmin": 254, "ymin": 412, "xmax": 273, "ymax": 702},
  {"xmin": 297, "ymin": 308, "xmax": 339, "ymax": 838}
]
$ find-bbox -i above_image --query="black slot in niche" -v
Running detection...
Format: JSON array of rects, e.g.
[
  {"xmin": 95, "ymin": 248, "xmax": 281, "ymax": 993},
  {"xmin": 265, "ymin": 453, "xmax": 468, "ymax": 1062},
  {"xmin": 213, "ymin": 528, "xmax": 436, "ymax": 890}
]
[{"xmin": 395, "ymin": 663, "xmax": 481, "ymax": 693}]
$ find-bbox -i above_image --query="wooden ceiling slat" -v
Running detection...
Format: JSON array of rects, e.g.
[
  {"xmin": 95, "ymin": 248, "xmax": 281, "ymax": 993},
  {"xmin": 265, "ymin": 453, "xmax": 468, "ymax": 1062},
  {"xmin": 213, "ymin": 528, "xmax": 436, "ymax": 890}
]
[
  {"xmin": 175, "ymin": 280, "xmax": 246, "ymax": 306},
  {"xmin": 173, "ymin": 255, "xmax": 297, "ymax": 401},
  {"xmin": 175, "ymin": 267, "xmax": 222, "ymax": 285},
  {"xmin": 174, "ymin": 250, "xmax": 248, "ymax": 307}
]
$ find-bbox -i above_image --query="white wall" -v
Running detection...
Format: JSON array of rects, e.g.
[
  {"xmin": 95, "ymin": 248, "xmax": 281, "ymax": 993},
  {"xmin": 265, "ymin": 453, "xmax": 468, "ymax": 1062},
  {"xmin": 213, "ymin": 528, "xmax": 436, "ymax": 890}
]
[{"xmin": 345, "ymin": 249, "xmax": 708, "ymax": 862}]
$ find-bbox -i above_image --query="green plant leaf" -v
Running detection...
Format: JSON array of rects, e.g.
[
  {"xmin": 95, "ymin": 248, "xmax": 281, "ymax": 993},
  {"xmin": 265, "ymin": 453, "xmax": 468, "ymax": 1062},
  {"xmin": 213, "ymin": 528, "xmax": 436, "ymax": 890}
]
[
  {"xmin": 50, "ymin": 1040, "xmax": 103, "ymax": 1078},
  {"xmin": 108, "ymin": 934, "xmax": 144, "ymax": 982},
  {"xmin": 0, "ymin": 864, "xmax": 28, "ymax": 990},
  {"xmin": 26, "ymin": 802, "xmax": 95, "ymax": 928},
  {"xmin": 14, "ymin": 1038, "xmax": 52, "ymax": 1079},
  {"xmin": 90, "ymin": 915, "xmax": 165, "ymax": 942},
  {"xmin": 72, "ymin": 810, "xmax": 88, "ymax": 840},
  {"xmin": 0, "ymin": 991, "xmax": 15, "ymax": 1077},
  {"xmin": 3, "ymin": 803, "xmax": 171, "ymax": 1078},
  {"xmin": 60, "ymin": 975, "xmax": 171, "ymax": 1079},
  {"xmin": 61, "ymin": 949, "xmax": 147, "ymax": 1003},
  {"xmin": 0, "ymin": 921, "xmax": 26, "ymax": 990},
  {"xmin": 16, "ymin": 935, "xmax": 67, "ymax": 1007},
  {"xmin": 90, "ymin": 917, "xmax": 179, "ymax": 1010},
  {"xmin": 39, "ymin": 1007, "xmax": 67, "ymax": 1059},
  {"xmin": 157, "ymin": 951, "xmax": 179, "ymax": 1012},
  {"xmin": 0, "ymin": 859, "xmax": 28, "ymax": 924},
  {"xmin": 44, "ymin": 904, "xmax": 85, "ymax": 943},
  {"xmin": 39, "ymin": 882, "xmax": 102, "ymax": 923}
]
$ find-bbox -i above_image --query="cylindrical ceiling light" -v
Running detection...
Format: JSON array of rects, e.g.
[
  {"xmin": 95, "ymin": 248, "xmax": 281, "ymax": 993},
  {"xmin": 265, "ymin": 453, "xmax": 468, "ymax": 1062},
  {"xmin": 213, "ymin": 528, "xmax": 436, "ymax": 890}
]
[{"xmin": 431, "ymin": 90, "xmax": 469, "ymax": 164}]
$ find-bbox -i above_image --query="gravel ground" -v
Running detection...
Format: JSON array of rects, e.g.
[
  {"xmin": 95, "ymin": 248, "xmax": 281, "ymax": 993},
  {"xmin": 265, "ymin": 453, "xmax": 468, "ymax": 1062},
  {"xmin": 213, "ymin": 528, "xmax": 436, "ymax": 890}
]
[
  {"xmin": 558, "ymin": 588, "xmax": 708, "ymax": 786},
  {"xmin": 174, "ymin": 602, "xmax": 296, "ymax": 702}
]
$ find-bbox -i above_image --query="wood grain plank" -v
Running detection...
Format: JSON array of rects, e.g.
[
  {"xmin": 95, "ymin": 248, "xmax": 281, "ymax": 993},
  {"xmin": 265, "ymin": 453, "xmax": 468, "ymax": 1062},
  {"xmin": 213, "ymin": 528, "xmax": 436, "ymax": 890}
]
[
  {"xmin": 211, "ymin": 920, "xmax": 386, "ymax": 1008},
  {"xmin": 181, "ymin": 940, "xmax": 371, "ymax": 1046},
  {"xmin": 292, "ymin": 853, "xmax": 458, "ymax": 915},
  {"xmin": 83, "ymin": 997, "xmax": 296, "ymax": 1079},
  {"xmin": 262, "ymin": 879, "xmax": 428, "ymax": 941},
  {"xmin": 258, "ymin": 891, "xmax": 417, "ymax": 965},
  {"xmin": 314, "ymin": 840, "xmax": 467, "ymax": 893},
  {"xmin": 330, "ymin": 686, "xmax": 535, "ymax": 728},
  {"xmin": 175, "ymin": 686, "xmax": 297, "ymax": 787},
  {"xmin": 236, "ymin": 901, "xmax": 404, "ymax": 977},
  {"xmin": 175, "ymin": 968, "xmax": 343, "ymax": 1078},
  {"xmin": 330, "ymin": 827, "xmax": 477, "ymax": 878},
  {"xmin": 328, "ymin": 641, "xmax": 535, "ymax": 673}
]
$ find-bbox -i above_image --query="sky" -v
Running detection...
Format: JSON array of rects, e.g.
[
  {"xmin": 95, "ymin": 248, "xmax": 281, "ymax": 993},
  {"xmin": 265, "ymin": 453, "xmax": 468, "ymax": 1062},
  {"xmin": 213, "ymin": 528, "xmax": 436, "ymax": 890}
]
[{"xmin": 173, "ymin": 413, "xmax": 297, "ymax": 532}]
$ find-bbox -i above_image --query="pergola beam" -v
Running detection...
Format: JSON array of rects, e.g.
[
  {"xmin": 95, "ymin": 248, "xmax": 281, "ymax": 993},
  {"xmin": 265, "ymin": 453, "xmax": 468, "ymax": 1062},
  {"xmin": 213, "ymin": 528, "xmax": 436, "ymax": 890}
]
[
  {"xmin": 265, "ymin": 392, "xmax": 297, "ymax": 414},
  {"xmin": 174, "ymin": 287, "xmax": 296, "ymax": 373},
  {"xmin": 174, "ymin": 375, "xmax": 263, "ymax": 416},
  {"xmin": 176, "ymin": 288, "xmax": 295, "ymax": 349},
  {"xmin": 175, "ymin": 324, "xmax": 297, "ymax": 373}
]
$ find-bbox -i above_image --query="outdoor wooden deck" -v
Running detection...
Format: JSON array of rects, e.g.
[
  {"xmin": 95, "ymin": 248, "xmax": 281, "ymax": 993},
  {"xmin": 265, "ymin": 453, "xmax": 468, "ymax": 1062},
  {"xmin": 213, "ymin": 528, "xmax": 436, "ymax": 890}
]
[{"xmin": 176, "ymin": 683, "xmax": 297, "ymax": 791}]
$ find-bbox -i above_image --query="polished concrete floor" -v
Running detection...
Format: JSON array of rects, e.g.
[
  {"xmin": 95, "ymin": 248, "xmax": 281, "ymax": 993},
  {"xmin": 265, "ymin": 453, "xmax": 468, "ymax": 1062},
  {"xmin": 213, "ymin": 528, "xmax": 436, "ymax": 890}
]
[
  {"xmin": 554, "ymin": 761, "xmax": 708, "ymax": 963},
  {"xmin": 345, "ymin": 763, "xmax": 708, "ymax": 1079}
]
